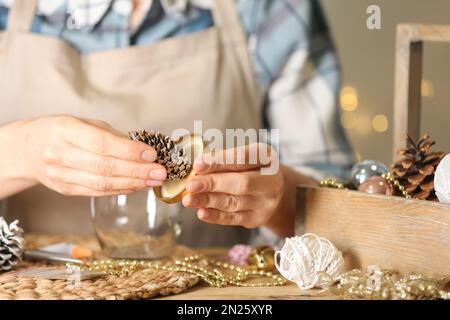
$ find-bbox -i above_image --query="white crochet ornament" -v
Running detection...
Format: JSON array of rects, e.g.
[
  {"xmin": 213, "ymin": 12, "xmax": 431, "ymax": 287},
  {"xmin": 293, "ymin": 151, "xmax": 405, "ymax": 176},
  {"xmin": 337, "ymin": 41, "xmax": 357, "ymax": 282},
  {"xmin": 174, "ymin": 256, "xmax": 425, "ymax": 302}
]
[
  {"xmin": 275, "ymin": 233, "xmax": 344, "ymax": 290},
  {"xmin": 435, "ymin": 154, "xmax": 450, "ymax": 203}
]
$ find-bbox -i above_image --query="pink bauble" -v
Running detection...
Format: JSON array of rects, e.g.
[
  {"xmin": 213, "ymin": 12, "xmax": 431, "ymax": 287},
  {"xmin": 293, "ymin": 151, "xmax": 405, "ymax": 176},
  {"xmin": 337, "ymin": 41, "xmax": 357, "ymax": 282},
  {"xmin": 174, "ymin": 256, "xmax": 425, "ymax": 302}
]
[{"xmin": 358, "ymin": 176, "xmax": 394, "ymax": 196}]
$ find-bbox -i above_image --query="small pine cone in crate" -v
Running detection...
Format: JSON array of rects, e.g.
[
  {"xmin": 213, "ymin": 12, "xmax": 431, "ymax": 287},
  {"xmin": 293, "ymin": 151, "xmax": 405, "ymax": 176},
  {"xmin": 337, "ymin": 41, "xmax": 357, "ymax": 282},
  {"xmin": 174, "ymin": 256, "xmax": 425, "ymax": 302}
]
[
  {"xmin": 392, "ymin": 134, "xmax": 446, "ymax": 201},
  {"xmin": 0, "ymin": 217, "xmax": 25, "ymax": 271},
  {"xmin": 129, "ymin": 130, "xmax": 192, "ymax": 181}
]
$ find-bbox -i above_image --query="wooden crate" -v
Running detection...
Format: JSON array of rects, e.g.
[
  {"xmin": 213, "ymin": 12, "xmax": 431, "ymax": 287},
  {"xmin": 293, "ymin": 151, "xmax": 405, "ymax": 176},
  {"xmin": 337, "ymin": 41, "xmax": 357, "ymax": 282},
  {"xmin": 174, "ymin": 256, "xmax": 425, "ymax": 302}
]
[
  {"xmin": 296, "ymin": 24, "xmax": 450, "ymax": 277},
  {"xmin": 297, "ymin": 186, "xmax": 450, "ymax": 276}
]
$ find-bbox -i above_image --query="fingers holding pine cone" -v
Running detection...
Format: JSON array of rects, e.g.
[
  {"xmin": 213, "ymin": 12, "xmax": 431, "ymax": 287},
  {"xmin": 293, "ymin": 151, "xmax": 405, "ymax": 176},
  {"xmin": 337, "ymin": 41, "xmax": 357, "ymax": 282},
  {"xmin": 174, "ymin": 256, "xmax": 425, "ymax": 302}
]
[{"xmin": 129, "ymin": 130, "xmax": 192, "ymax": 181}]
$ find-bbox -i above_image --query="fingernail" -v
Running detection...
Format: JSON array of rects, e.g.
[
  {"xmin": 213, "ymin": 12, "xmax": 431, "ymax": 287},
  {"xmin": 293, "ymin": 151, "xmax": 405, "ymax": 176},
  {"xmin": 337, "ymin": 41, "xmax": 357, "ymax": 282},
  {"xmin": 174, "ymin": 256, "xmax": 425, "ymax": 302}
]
[
  {"xmin": 149, "ymin": 169, "xmax": 167, "ymax": 180},
  {"xmin": 146, "ymin": 180, "xmax": 163, "ymax": 187},
  {"xmin": 186, "ymin": 180, "xmax": 204, "ymax": 193},
  {"xmin": 142, "ymin": 150, "xmax": 156, "ymax": 162}
]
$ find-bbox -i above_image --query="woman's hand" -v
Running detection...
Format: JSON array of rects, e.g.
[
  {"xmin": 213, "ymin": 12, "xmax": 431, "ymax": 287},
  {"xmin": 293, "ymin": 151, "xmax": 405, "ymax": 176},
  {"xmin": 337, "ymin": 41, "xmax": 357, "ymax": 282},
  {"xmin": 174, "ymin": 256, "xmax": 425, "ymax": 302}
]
[
  {"xmin": 8, "ymin": 116, "xmax": 166, "ymax": 197},
  {"xmin": 182, "ymin": 143, "xmax": 316, "ymax": 237}
]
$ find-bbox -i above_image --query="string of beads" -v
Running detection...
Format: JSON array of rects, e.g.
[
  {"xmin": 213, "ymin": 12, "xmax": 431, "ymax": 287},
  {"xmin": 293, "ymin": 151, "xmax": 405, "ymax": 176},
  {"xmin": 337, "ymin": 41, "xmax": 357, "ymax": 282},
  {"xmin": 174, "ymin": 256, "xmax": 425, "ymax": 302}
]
[{"xmin": 68, "ymin": 255, "xmax": 286, "ymax": 288}]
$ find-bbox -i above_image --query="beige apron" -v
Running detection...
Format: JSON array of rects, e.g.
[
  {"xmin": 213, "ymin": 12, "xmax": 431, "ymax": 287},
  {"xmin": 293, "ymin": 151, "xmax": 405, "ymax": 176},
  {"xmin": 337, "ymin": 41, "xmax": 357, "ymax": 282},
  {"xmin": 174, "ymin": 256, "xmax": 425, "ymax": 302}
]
[{"xmin": 0, "ymin": 0, "xmax": 261, "ymax": 246}]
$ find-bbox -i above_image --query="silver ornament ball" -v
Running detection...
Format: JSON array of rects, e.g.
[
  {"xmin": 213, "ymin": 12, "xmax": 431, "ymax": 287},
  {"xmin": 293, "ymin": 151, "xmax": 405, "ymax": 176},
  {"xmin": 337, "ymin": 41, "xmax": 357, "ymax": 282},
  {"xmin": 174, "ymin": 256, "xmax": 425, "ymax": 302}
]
[{"xmin": 350, "ymin": 160, "xmax": 389, "ymax": 187}]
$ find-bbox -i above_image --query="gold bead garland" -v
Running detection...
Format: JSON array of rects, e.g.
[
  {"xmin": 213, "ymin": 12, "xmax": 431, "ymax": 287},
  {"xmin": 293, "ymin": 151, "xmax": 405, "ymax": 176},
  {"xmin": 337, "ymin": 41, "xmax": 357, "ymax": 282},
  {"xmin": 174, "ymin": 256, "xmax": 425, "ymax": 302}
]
[
  {"xmin": 67, "ymin": 255, "xmax": 286, "ymax": 288},
  {"xmin": 381, "ymin": 172, "xmax": 412, "ymax": 199},
  {"xmin": 325, "ymin": 268, "xmax": 450, "ymax": 300},
  {"xmin": 319, "ymin": 178, "xmax": 345, "ymax": 189}
]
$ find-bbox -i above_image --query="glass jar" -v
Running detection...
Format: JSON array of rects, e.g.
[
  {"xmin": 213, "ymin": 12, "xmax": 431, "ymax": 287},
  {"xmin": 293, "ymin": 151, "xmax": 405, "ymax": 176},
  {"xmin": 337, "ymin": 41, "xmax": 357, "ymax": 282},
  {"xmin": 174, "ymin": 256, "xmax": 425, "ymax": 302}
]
[{"xmin": 91, "ymin": 189, "xmax": 181, "ymax": 259}]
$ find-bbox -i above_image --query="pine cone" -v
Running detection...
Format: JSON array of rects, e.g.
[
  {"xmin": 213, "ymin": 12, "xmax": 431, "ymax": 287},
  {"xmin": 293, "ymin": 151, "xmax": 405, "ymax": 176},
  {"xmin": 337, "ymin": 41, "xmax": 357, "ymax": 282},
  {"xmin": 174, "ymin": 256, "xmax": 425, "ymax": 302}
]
[
  {"xmin": 129, "ymin": 130, "xmax": 192, "ymax": 181},
  {"xmin": 0, "ymin": 218, "xmax": 24, "ymax": 271},
  {"xmin": 392, "ymin": 134, "xmax": 446, "ymax": 201}
]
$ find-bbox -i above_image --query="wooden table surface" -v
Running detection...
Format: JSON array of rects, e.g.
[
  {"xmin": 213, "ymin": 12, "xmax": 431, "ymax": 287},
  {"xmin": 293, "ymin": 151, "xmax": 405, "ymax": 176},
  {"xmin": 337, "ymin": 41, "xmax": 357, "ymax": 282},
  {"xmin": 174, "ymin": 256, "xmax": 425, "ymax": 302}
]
[
  {"xmin": 159, "ymin": 248, "xmax": 337, "ymax": 300},
  {"xmin": 159, "ymin": 282, "xmax": 333, "ymax": 300}
]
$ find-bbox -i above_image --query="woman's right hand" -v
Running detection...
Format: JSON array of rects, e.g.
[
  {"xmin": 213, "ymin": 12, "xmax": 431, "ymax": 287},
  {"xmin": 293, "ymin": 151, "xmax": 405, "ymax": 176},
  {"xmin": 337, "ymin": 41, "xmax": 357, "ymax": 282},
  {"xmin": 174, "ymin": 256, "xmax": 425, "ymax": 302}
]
[{"xmin": 16, "ymin": 115, "xmax": 166, "ymax": 197}]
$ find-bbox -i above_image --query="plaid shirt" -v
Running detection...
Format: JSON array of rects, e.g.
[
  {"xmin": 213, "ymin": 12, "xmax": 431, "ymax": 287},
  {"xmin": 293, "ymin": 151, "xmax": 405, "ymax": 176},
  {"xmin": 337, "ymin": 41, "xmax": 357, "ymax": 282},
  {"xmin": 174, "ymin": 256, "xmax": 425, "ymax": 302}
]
[{"xmin": 0, "ymin": 0, "xmax": 354, "ymax": 181}]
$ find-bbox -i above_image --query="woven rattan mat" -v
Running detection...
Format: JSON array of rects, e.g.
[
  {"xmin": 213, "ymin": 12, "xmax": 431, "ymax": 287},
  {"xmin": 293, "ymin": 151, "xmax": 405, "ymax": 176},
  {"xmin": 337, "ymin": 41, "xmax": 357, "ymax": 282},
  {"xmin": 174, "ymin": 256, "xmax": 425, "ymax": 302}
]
[{"xmin": 0, "ymin": 234, "xmax": 200, "ymax": 300}]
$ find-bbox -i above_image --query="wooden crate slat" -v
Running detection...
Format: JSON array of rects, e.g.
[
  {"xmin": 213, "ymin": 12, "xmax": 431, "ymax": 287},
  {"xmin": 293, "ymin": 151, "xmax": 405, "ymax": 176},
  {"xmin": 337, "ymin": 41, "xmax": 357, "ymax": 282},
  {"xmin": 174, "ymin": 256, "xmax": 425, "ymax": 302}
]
[{"xmin": 399, "ymin": 24, "xmax": 450, "ymax": 42}]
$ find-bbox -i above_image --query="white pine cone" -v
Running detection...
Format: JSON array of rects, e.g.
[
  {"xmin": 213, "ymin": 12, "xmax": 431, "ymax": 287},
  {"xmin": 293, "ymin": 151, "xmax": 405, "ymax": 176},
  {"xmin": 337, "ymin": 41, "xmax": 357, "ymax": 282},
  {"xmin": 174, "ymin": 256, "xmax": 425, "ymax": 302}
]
[{"xmin": 0, "ymin": 217, "xmax": 25, "ymax": 271}]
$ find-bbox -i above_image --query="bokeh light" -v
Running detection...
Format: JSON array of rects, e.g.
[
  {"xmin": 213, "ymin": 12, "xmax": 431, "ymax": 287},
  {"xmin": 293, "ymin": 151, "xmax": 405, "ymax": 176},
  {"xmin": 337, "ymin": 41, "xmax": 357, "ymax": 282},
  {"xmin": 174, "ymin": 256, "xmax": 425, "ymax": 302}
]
[
  {"xmin": 421, "ymin": 79, "xmax": 435, "ymax": 97},
  {"xmin": 372, "ymin": 114, "xmax": 389, "ymax": 133},
  {"xmin": 340, "ymin": 86, "xmax": 359, "ymax": 111}
]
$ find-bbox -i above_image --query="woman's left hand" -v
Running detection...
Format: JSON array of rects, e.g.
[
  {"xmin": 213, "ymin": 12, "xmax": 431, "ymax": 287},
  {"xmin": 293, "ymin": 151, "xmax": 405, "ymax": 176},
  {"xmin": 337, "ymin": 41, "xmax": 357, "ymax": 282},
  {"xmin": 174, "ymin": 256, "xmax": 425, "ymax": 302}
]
[{"xmin": 182, "ymin": 144, "xmax": 315, "ymax": 236}]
